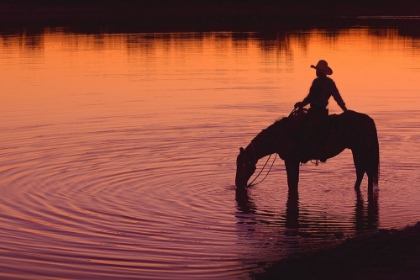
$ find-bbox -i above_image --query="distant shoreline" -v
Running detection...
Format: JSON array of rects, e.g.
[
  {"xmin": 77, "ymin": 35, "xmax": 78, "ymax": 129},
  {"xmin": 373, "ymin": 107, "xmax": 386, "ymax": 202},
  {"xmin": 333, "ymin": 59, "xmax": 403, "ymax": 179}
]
[
  {"xmin": 1, "ymin": 2, "xmax": 420, "ymax": 33},
  {"xmin": 2, "ymin": 3, "xmax": 420, "ymax": 18}
]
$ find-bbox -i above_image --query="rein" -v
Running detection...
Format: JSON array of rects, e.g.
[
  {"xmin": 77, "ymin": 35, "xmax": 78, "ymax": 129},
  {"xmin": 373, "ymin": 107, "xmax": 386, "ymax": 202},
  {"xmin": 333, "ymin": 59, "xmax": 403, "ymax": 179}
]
[{"xmin": 247, "ymin": 145, "xmax": 277, "ymax": 187}]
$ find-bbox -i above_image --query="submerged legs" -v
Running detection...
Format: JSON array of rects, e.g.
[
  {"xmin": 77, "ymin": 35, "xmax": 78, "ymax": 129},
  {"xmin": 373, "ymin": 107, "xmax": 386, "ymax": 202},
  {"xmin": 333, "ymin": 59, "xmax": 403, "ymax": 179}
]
[{"xmin": 352, "ymin": 151, "xmax": 365, "ymax": 190}]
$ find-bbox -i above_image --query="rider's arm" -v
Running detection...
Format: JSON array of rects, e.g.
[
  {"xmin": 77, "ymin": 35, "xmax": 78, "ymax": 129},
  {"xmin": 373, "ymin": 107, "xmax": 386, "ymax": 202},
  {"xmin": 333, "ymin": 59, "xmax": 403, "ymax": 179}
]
[{"xmin": 330, "ymin": 80, "xmax": 347, "ymax": 111}]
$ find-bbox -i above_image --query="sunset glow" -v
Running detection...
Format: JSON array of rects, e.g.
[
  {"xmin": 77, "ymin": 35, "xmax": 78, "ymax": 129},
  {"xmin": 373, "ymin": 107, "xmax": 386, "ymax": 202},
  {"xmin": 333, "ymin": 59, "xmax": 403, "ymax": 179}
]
[
  {"xmin": 1, "ymin": 29, "xmax": 419, "ymax": 128},
  {"xmin": 1, "ymin": 22, "xmax": 420, "ymax": 279}
]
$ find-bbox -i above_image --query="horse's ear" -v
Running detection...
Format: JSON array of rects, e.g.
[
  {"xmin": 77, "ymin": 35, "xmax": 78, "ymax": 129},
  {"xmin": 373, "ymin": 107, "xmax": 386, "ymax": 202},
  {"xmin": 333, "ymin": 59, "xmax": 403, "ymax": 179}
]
[{"xmin": 239, "ymin": 147, "xmax": 245, "ymax": 153}]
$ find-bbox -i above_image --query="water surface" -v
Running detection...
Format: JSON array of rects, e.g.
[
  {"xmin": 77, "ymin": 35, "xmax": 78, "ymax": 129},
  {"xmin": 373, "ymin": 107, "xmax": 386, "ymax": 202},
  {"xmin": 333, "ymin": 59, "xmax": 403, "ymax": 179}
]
[{"xmin": 1, "ymin": 25, "xmax": 420, "ymax": 279}]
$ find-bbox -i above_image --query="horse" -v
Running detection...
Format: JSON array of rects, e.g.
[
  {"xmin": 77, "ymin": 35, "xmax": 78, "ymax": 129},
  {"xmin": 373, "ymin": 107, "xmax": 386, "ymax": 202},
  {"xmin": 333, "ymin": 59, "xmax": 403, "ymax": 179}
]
[{"xmin": 235, "ymin": 109, "xmax": 379, "ymax": 192}]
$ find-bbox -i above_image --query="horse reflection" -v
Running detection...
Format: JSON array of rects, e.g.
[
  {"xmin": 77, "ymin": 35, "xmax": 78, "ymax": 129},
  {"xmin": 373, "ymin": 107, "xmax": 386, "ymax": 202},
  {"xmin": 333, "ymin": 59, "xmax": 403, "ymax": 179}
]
[
  {"xmin": 235, "ymin": 187, "xmax": 257, "ymax": 215},
  {"xmin": 285, "ymin": 188, "xmax": 299, "ymax": 230},
  {"xmin": 355, "ymin": 188, "xmax": 379, "ymax": 233},
  {"xmin": 235, "ymin": 187, "xmax": 379, "ymax": 235}
]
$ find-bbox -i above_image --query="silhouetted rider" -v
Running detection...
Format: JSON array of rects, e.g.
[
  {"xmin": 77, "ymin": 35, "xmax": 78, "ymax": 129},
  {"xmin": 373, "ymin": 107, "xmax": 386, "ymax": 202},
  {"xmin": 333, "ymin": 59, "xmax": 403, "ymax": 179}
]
[
  {"xmin": 294, "ymin": 60, "xmax": 348, "ymax": 163},
  {"xmin": 295, "ymin": 59, "xmax": 347, "ymax": 114}
]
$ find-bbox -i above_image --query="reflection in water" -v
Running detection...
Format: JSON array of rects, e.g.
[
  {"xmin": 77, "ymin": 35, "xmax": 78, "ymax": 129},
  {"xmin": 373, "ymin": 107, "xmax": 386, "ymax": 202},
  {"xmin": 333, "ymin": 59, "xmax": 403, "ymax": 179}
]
[
  {"xmin": 355, "ymin": 188, "xmax": 379, "ymax": 233},
  {"xmin": 235, "ymin": 185, "xmax": 379, "ymax": 246},
  {"xmin": 1, "ymin": 24, "xmax": 420, "ymax": 279},
  {"xmin": 285, "ymin": 188, "xmax": 299, "ymax": 232},
  {"xmin": 2, "ymin": 26, "xmax": 420, "ymax": 59},
  {"xmin": 235, "ymin": 187, "xmax": 257, "ymax": 215},
  {"xmin": 284, "ymin": 187, "xmax": 379, "ymax": 235}
]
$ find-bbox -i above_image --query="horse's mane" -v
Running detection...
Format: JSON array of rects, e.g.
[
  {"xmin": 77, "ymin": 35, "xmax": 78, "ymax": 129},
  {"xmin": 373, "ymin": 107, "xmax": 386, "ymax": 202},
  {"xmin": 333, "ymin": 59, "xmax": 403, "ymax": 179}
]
[
  {"xmin": 266, "ymin": 117, "xmax": 289, "ymax": 133},
  {"xmin": 251, "ymin": 109, "xmax": 307, "ymax": 144},
  {"xmin": 253, "ymin": 117, "xmax": 290, "ymax": 143}
]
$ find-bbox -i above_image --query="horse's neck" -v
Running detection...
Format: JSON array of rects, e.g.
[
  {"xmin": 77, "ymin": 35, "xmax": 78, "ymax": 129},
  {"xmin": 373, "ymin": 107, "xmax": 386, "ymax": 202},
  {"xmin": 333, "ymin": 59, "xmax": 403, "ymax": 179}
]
[
  {"xmin": 246, "ymin": 117, "xmax": 287, "ymax": 162},
  {"xmin": 246, "ymin": 138, "xmax": 275, "ymax": 163}
]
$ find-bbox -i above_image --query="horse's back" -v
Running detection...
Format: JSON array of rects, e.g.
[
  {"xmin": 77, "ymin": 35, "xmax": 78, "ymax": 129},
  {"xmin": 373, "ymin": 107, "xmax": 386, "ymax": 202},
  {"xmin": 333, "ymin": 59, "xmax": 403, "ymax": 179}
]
[
  {"xmin": 341, "ymin": 110, "xmax": 374, "ymax": 122},
  {"xmin": 339, "ymin": 110, "xmax": 377, "ymax": 133}
]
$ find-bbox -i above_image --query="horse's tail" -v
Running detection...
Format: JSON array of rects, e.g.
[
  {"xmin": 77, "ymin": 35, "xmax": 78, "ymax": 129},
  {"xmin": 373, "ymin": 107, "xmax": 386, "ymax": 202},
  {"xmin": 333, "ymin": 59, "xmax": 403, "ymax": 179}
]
[{"xmin": 368, "ymin": 120, "xmax": 380, "ymax": 186}]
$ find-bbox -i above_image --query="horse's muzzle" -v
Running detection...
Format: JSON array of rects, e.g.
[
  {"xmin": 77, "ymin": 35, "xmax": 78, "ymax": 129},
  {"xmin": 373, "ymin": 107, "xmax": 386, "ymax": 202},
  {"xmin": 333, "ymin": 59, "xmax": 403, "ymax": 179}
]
[{"xmin": 235, "ymin": 174, "xmax": 248, "ymax": 188}]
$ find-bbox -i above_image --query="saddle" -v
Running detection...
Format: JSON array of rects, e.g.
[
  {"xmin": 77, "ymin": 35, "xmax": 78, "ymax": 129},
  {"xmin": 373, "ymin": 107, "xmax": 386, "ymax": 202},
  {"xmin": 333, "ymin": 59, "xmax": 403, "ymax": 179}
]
[
  {"xmin": 288, "ymin": 107, "xmax": 308, "ymax": 136},
  {"xmin": 289, "ymin": 107, "xmax": 335, "ymax": 163}
]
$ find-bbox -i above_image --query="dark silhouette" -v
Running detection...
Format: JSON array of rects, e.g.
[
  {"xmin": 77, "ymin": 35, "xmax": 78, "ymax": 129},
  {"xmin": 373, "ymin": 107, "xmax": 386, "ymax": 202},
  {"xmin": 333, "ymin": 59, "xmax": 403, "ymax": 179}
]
[
  {"xmin": 294, "ymin": 60, "xmax": 347, "ymax": 163},
  {"xmin": 295, "ymin": 60, "xmax": 347, "ymax": 113},
  {"xmin": 235, "ymin": 109, "xmax": 380, "ymax": 192}
]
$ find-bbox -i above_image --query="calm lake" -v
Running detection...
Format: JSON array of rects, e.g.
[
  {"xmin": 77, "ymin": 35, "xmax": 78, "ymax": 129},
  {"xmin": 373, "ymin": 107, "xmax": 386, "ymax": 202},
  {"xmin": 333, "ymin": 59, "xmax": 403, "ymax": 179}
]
[{"xmin": 1, "ymin": 19, "xmax": 420, "ymax": 279}]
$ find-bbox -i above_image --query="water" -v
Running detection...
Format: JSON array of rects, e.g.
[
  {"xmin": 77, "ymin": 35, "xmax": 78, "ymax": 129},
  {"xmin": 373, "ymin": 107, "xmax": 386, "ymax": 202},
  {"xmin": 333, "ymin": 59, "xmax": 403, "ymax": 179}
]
[{"xmin": 1, "ymin": 24, "xmax": 420, "ymax": 279}]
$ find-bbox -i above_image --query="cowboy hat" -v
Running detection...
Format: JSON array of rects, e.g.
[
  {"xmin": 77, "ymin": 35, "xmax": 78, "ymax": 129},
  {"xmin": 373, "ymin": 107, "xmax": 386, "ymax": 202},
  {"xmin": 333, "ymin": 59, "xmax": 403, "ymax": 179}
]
[{"xmin": 311, "ymin": 60, "xmax": 333, "ymax": 75}]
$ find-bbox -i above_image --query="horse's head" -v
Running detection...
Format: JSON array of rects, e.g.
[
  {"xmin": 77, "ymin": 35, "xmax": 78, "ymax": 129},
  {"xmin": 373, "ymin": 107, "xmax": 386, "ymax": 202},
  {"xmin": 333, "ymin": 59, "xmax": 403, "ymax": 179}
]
[{"xmin": 235, "ymin": 147, "xmax": 256, "ymax": 188}]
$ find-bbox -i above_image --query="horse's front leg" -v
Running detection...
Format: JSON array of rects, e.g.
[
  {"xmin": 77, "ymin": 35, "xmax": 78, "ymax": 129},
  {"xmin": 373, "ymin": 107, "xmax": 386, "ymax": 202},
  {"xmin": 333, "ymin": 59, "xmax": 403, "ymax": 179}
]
[{"xmin": 285, "ymin": 160, "xmax": 300, "ymax": 190}]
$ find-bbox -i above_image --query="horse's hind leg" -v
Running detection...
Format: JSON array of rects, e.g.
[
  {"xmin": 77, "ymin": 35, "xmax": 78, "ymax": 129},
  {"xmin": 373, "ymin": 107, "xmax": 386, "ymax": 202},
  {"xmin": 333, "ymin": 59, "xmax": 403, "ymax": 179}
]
[{"xmin": 352, "ymin": 150, "xmax": 365, "ymax": 190}]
